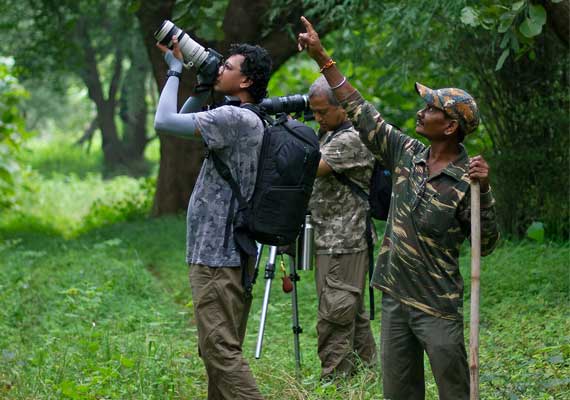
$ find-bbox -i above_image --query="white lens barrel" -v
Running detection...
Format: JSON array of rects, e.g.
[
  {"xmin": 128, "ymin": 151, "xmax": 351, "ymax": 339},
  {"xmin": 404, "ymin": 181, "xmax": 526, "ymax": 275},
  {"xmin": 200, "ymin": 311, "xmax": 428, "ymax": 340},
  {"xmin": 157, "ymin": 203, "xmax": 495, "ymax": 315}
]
[
  {"xmin": 178, "ymin": 35, "xmax": 208, "ymax": 69},
  {"xmin": 154, "ymin": 20, "xmax": 175, "ymax": 45},
  {"xmin": 154, "ymin": 20, "xmax": 209, "ymax": 70}
]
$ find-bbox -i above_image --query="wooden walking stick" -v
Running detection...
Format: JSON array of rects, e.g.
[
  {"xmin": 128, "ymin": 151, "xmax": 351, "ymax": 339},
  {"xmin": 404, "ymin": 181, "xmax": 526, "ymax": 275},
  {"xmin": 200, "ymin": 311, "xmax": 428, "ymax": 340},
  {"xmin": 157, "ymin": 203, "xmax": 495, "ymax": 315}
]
[{"xmin": 469, "ymin": 180, "xmax": 481, "ymax": 400}]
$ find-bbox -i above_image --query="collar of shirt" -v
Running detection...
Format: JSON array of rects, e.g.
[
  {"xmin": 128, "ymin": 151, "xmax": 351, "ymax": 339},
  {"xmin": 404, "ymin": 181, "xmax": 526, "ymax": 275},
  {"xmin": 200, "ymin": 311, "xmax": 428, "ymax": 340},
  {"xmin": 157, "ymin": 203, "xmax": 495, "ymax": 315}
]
[
  {"xmin": 412, "ymin": 144, "xmax": 469, "ymax": 181},
  {"xmin": 320, "ymin": 120, "xmax": 353, "ymax": 143}
]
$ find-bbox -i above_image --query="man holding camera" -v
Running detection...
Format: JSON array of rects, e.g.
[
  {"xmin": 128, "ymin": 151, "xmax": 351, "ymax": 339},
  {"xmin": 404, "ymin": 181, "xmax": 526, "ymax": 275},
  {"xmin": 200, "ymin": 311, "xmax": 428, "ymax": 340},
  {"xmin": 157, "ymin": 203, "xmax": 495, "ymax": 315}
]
[
  {"xmin": 299, "ymin": 17, "xmax": 500, "ymax": 400},
  {"xmin": 308, "ymin": 76, "xmax": 378, "ymax": 379},
  {"xmin": 154, "ymin": 36, "xmax": 272, "ymax": 400}
]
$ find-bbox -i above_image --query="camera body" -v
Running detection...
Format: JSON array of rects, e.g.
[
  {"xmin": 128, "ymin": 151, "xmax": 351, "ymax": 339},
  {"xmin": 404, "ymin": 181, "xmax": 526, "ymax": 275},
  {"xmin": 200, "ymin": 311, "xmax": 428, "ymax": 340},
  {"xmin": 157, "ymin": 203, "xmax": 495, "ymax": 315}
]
[{"xmin": 154, "ymin": 20, "xmax": 222, "ymax": 85}]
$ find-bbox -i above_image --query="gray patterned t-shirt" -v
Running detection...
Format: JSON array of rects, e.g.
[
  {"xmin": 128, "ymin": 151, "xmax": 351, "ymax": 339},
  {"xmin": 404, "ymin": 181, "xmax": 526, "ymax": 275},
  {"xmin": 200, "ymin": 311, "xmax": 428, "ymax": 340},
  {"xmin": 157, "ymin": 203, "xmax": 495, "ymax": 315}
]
[{"xmin": 187, "ymin": 105, "xmax": 263, "ymax": 267}]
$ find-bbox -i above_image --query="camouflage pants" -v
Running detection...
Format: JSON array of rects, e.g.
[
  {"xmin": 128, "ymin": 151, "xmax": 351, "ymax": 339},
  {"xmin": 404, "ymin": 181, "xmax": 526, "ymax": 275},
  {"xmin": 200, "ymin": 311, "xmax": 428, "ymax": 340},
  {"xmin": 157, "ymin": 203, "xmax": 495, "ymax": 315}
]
[
  {"xmin": 189, "ymin": 263, "xmax": 263, "ymax": 400},
  {"xmin": 315, "ymin": 250, "xmax": 377, "ymax": 378},
  {"xmin": 381, "ymin": 293, "xmax": 469, "ymax": 400}
]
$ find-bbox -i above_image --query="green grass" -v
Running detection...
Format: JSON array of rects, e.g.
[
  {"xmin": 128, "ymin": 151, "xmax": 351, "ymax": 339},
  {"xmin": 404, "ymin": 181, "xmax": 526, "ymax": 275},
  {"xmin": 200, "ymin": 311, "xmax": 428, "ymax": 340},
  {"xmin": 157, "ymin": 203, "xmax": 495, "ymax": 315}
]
[
  {"xmin": 0, "ymin": 216, "xmax": 568, "ymax": 399},
  {"xmin": 1, "ymin": 135, "xmax": 568, "ymax": 399}
]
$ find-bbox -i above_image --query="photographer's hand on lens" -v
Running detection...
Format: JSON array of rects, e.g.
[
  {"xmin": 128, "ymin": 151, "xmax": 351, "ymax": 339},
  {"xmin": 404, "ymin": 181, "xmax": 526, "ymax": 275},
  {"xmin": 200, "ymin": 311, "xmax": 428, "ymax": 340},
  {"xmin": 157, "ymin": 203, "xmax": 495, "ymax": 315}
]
[
  {"xmin": 194, "ymin": 72, "xmax": 216, "ymax": 93},
  {"xmin": 156, "ymin": 35, "xmax": 183, "ymax": 73}
]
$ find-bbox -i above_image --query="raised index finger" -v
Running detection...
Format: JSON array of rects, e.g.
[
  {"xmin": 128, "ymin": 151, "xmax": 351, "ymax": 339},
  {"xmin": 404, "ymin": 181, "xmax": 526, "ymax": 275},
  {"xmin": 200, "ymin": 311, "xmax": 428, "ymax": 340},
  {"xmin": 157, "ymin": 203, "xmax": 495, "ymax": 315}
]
[{"xmin": 300, "ymin": 16, "xmax": 315, "ymax": 33}]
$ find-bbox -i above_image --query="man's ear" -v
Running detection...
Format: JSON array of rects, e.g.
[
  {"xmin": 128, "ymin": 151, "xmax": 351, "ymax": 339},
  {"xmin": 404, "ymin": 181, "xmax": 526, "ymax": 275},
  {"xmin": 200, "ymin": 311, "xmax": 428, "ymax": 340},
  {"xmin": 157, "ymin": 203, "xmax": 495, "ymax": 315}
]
[
  {"xmin": 240, "ymin": 78, "xmax": 253, "ymax": 89},
  {"xmin": 444, "ymin": 119, "xmax": 459, "ymax": 136}
]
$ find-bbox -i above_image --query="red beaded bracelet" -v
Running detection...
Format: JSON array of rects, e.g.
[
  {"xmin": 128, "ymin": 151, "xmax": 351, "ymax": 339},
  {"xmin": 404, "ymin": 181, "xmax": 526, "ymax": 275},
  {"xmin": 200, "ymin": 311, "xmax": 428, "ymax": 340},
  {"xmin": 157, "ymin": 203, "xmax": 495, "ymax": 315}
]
[{"xmin": 319, "ymin": 58, "xmax": 336, "ymax": 73}]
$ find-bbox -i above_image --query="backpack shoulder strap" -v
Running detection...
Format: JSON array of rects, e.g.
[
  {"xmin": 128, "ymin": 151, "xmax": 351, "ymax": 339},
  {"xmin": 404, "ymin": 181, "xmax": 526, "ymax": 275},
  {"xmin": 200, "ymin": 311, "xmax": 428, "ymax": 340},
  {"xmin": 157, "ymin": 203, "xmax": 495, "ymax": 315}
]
[
  {"xmin": 332, "ymin": 171, "xmax": 369, "ymax": 202},
  {"xmin": 210, "ymin": 151, "xmax": 248, "ymax": 208},
  {"xmin": 241, "ymin": 103, "xmax": 274, "ymax": 126},
  {"xmin": 209, "ymin": 103, "xmax": 270, "ymax": 207}
]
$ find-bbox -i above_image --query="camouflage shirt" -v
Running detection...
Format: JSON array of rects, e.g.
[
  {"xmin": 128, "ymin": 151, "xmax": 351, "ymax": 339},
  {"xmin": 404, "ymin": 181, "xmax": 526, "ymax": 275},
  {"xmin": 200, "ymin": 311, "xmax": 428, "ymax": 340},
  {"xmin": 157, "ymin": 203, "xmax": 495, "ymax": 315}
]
[
  {"xmin": 187, "ymin": 105, "xmax": 263, "ymax": 267},
  {"xmin": 342, "ymin": 91, "xmax": 500, "ymax": 319},
  {"xmin": 309, "ymin": 122, "xmax": 377, "ymax": 254}
]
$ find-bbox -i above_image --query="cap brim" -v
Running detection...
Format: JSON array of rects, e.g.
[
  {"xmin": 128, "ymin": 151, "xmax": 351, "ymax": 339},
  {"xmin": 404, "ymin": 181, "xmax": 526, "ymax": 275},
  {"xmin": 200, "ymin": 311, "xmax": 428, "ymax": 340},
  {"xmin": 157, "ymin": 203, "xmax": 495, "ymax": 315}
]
[{"xmin": 415, "ymin": 82, "xmax": 443, "ymax": 110}]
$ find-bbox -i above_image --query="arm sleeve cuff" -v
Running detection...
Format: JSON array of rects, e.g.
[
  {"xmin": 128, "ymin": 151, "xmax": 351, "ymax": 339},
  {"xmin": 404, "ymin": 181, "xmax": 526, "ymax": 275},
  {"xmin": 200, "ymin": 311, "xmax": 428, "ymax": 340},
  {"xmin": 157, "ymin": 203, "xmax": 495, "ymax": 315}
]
[{"xmin": 480, "ymin": 186, "xmax": 495, "ymax": 209}]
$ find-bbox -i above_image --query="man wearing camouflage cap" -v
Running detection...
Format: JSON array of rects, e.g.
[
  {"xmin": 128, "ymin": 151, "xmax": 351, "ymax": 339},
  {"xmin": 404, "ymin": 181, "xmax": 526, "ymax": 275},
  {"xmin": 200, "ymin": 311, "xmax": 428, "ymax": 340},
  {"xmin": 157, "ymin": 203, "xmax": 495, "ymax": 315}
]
[{"xmin": 298, "ymin": 17, "xmax": 499, "ymax": 399}]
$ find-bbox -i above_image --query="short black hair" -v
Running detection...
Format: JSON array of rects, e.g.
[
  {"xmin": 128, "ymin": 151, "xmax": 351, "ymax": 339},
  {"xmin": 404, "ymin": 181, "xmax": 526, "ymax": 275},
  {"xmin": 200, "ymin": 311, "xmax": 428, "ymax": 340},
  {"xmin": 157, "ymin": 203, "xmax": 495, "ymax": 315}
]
[{"xmin": 228, "ymin": 44, "xmax": 272, "ymax": 103}]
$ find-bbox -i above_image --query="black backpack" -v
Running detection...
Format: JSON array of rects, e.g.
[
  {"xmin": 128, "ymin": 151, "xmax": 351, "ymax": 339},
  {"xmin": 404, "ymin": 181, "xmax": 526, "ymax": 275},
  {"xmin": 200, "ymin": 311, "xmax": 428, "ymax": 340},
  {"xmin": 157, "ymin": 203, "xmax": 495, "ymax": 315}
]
[
  {"xmin": 368, "ymin": 162, "xmax": 392, "ymax": 220},
  {"xmin": 210, "ymin": 105, "xmax": 321, "ymax": 265},
  {"xmin": 323, "ymin": 128, "xmax": 392, "ymax": 221}
]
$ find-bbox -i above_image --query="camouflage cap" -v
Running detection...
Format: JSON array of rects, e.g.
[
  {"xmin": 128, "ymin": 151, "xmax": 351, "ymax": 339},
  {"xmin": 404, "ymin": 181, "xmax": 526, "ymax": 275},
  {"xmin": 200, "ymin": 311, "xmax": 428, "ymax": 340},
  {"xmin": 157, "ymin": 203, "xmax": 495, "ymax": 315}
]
[{"xmin": 415, "ymin": 82, "xmax": 480, "ymax": 134}]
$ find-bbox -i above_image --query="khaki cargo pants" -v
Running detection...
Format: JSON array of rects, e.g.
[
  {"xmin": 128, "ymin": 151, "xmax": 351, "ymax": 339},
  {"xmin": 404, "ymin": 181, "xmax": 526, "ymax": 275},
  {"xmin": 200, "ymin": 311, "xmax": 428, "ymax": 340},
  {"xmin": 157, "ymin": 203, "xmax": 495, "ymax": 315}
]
[
  {"xmin": 381, "ymin": 292, "xmax": 469, "ymax": 400},
  {"xmin": 315, "ymin": 249, "xmax": 377, "ymax": 378},
  {"xmin": 189, "ymin": 262, "xmax": 263, "ymax": 400}
]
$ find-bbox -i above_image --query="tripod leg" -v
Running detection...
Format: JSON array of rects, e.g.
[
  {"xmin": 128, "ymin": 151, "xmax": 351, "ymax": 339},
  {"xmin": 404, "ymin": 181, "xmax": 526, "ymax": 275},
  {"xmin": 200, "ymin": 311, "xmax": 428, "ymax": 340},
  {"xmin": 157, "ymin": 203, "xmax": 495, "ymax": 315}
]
[
  {"xmin": 252, "ymin": 243, "xmax": 264, "ymax": 285},
  {"xmin": 255, "ymin": 245, "xmax": 277, "ymax": 359},
  {"xmin": 289, "ymin": 255, "xmax": 302, "ymax": 373}
]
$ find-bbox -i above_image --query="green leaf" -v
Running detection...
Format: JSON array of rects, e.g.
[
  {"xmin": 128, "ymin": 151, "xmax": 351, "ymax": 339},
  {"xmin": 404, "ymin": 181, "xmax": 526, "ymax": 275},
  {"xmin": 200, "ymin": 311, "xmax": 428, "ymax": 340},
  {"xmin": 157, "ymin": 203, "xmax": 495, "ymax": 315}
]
[
  {"xmin": 511, "ymin": 1, "xmax": 525, "ymax": 12},
  {"xmin": 529, "ymin": 49, "xmax": 536, "ymax": 60},
  {"xmin": 519, "ymin": 18, "xmax": 543, "ymax": 38},
  {"xmin": 526, "ymin": 221, "xmax": 545, "ymax": 243},
  {"xmin": 498, "ymin": 13, "xmax": 516, "ymax": 33},
  {"xmin": 495, "ymin": 48, "xmax": 510, "ymax": 71},
  {"xmin": 529, "ymin": 4, "xmax": 547, "ymax": 26},
  {"xmin": 500, "ymin": 32, "xmax": 511, "ymax": 48},
  {"xmin": 461, "ymin": 7, "xmax": 479, "ymax": 27}
]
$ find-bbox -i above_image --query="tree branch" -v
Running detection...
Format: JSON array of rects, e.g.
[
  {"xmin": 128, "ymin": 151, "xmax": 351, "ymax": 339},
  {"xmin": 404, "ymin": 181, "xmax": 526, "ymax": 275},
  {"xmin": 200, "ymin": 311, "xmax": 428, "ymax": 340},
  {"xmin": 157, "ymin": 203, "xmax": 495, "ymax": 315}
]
[
  {"xmin": 542, "ymin": 0, "xmax": 569, "ymax": 48},
  {"xmin": 75, "ymin": 17, "xmax": 105, "ymax": 106},
  {"xmin": 108, "ymin": 48, "xmax": 123, "ymax": 107}
]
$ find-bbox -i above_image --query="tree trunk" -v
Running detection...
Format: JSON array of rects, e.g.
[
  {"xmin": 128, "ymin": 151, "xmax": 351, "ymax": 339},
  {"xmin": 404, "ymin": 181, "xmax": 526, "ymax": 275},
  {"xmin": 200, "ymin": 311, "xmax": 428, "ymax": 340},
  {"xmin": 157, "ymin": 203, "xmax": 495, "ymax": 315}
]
[
  {"xmin": 542, "ymin": 0, "xmax": 569, "ymax": 48},
  {"xmin": 120, "ymin": 38, "xmax": 151, "ymax": 162},
  {"xmin": 137, "ymin": 0, "xmax": 339, "ymax": 215},
  {"xmin": 76, "ymin": 17, "xmax": 127, "ymax": 168}
]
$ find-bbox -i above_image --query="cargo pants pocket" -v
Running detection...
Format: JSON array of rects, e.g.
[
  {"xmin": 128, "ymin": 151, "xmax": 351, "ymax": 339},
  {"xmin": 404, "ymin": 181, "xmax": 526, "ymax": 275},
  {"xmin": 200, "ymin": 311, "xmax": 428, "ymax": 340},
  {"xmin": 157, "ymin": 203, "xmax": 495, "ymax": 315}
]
[{"xmin": 319, "ymin": 275, "xmax": 361, "ymax": 326}]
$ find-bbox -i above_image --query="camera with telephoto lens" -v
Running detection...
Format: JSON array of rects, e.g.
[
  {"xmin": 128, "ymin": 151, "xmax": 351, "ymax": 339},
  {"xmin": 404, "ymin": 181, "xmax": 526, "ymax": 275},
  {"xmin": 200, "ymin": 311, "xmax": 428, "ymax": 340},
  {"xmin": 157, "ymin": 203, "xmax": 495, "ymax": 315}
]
[
  {"xmin": 154, "ymin": 20, "xmax": 222, "ymax": 84},
  {"xmin": 259, "ymin": 94, "xmax": 310, "ymax": 115}
]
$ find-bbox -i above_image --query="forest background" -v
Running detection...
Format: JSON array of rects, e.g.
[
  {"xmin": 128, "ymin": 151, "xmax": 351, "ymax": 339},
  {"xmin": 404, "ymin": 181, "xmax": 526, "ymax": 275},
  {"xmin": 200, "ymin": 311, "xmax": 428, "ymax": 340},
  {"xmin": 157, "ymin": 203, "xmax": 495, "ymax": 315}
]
[{"xmin": 0, "ymin": 0, "xmax": 568, "ymax": 399}]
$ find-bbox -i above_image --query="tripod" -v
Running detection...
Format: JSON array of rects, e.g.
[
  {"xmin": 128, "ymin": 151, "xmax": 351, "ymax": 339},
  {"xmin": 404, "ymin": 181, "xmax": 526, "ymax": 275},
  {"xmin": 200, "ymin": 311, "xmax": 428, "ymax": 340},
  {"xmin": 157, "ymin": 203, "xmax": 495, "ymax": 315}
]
[{"xmin": 254, "ymin": 243, "xmax": 303, "ymax": 372}]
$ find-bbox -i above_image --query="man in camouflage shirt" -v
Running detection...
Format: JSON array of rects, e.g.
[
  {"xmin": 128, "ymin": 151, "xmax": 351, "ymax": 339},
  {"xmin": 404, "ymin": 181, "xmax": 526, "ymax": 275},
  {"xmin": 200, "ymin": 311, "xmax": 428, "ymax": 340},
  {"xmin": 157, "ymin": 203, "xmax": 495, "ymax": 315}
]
[
  {"xmin": 155, "ymin": 38, "xmax": 272, "ymax": 399},
  {"xmin": 308, "ymin": 76, "xmax": 377, "ymax": 379},
  {"xmin": 299, "ymin": 17, "xmax": 499, "ymax": 399}
]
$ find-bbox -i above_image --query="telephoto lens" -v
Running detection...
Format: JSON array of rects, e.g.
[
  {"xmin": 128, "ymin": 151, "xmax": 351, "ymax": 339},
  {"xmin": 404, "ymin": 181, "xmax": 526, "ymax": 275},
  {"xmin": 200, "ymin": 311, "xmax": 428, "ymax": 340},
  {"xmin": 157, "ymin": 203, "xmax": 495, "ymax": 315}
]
[
  {"xmin": 259, "ymin": 94, "xmax": 310, "ymax": 115},
  {"xmin": 154, "ymin": 20, "xmax": 222, "ymax": 83}
]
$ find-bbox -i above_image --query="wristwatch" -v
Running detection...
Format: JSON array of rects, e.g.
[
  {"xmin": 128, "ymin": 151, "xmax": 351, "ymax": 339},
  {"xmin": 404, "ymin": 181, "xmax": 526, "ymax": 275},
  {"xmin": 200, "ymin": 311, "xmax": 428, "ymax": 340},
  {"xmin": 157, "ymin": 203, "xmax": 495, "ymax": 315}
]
[{"xmin": 166, "ymin": 70, "xmax": 181, "ymax": 79}]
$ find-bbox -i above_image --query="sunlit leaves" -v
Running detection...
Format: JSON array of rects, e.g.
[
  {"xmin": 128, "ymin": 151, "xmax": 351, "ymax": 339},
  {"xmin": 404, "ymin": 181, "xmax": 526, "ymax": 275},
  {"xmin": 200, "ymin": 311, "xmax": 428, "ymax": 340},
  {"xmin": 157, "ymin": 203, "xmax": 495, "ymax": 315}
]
[
  {"xmin": 460, "ymin": 1, "xmax": 549, "ymax": 70},
  {"xmin": 0, "ymin": 57, "xmax": 33, "ymax": 208},
  {"xmin": 461, "ymin": 7, "xmax": 480, "ymax": 27},
  {"xmin": 519, "ymin": 4, "xmax": 547, "ymax": 38}
]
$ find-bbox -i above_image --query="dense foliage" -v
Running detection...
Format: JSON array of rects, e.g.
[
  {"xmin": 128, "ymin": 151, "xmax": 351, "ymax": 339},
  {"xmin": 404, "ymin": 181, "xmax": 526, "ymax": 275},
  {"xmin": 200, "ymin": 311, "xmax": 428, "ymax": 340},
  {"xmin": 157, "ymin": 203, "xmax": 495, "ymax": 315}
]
[
  {"xmin": 1, "ymin": 0, "xmax": 566, "ymax": 237},
  {"xmin": 0, "ymin": 0, "xmax": 154, "ymax": 171},
  {"xmin": 0, "ymin": 58, "xmax": 32, "ymax": 209}
]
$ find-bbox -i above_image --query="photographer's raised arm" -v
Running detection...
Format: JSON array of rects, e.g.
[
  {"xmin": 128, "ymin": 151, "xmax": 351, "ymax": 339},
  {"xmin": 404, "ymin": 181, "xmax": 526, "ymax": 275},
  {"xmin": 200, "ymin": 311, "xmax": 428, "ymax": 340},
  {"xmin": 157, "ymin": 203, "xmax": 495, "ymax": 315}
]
[
  {"xmin": 154, "ymin": 41, "xmax": 206, "ymax": 138},
  {"xmin": 298, "ymin": 16, "xmax": 411, "ymax": 169}
]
